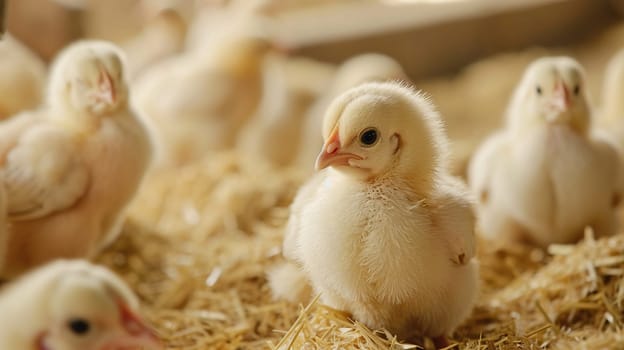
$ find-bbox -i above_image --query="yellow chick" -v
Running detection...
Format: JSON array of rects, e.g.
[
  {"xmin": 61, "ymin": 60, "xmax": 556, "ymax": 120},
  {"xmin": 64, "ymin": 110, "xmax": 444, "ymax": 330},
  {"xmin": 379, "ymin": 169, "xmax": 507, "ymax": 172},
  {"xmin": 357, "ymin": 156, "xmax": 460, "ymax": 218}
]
[
  {"xmin": 185, "ymin": 0, "xmax": 272, "ymax": 53},
  {"xmin": 123, "ymin": 8, "xmax": 187, "ymax": 80},
  {"xmin": 296, "ymin": 53, "xmax": 409, "ymax": 173},
  {"xmin": 0, "ymin": 260, "xmax": 162, "ymax": 350},
  {"xmin": 133, "ymin": 35, "xmax": 274, "ymax": 167},
  {"xmin": 236, "ymin": 53, "xmax": 320, "ymax": 167},
  {"xmin": 272, "ymin": 82, "xmax": 479, "ymax": 346},
  {"xmin": 0, "ymin": 40, "xmax": 152, "ymax": 278},
  {"xmin": 0, "ymin": 36, "xmax": 47, "ymax": 120},
  {"xmin": 469, "ymin": 57, "xmax": 622, "ymax": 247}
]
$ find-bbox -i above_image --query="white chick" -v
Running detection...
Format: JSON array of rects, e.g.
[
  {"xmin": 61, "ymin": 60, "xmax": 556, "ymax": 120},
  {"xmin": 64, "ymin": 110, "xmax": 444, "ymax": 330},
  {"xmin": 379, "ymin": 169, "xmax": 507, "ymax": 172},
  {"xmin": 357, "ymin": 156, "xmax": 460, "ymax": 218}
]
[
  {"xmin": 133, "ymin": 35, "xmax": 273, "ymax": 167},
  {"xmin": 0, "ymin": 260, "xmax": 162, "ymax": 350},
  {"xmin": 468, "ymin": 57, "xmax": 622, "ymax": 247},
  {"xmin": 274, "ymin": 82, "xmax": 479, "ymax": 346},
  {"xmin": 0, "ymin": 36, "xmax": 47, "ymax": 120},
  {"xmin": 0, "ymin": 40, "xmax": 152, "ymax": 279},
  {"xmin": 236, "ymin": 53, "xmax": 318, "ymax": 167},
  {"xmin": 184, "ymin": 0, "xmax": 272, "ymax": 53},
  {"xmin": 123, "ymin": 8, "xmax": 187, "ymax": 80},
  {"xmin": 296, "ymin": 53, "xmax": 409, "ymax": 173},
  {"xmin": 599, "ymin": 49, "xmax": 624, "ymax": 149}
]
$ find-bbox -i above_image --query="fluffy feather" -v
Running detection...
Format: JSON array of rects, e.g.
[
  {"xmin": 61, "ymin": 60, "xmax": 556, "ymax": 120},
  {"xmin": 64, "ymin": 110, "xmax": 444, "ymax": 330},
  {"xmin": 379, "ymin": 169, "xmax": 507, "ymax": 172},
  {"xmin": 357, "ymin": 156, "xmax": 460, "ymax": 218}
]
[
  {"xmin": 267, "ymin": 261, "xmax": 311, "ymax": 303},
  {"xmin": 236, "ymin": 54, "xmax": 322, "ymax": 167},
  {"xmin": 0, "ymin": 260, "xmax": 161, "ymax": 350},
  {"xmin": 469, "ymin": 56, "xmax": 622, "ymax": 247},
  {"xmin": 295, "ymin": 53, "xmax": 409, "ymax": 172},
  {"xmin": 123, "ymin": 8, "xmax": 187, "ymax": 80},
  {"xmin": 0, "ymin": 40, "xmax": 152, "ymax": 278},
  {"xmin": 133, "ymin": 35, "xmax": 273, "ymax": 167},
  {"xmin": 272, "ymin": 82, "xmax": 479, "ymax": 342}
]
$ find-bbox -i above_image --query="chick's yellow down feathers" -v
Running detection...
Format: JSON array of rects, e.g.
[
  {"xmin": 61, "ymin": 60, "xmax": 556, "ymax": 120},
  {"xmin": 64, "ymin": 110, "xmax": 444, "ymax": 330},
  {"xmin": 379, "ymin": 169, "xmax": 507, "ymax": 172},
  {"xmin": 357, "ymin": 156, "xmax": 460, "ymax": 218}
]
[
  {"xmin": 0, "ymin": 260, "xmax": 162, "ymax": 350},
  {"xmin": 0, "ymin": 41, "xmax": 152, "ymax": 278},
  {"xmin": 133, "ymin": 35, "xmax": 273, "ymax": 167},
  {"xmin": 271, "ymin": 82, "xmax": 478, "ymax": 342},
  {"xmin": 469, "ymin": 57, "xmax": 623, "ymax": 247}
]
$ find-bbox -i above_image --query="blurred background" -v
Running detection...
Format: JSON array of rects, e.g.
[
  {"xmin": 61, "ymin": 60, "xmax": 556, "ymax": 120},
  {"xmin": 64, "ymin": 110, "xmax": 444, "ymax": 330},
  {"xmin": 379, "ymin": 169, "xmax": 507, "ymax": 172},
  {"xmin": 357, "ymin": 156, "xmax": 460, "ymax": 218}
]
[
  {"xmin": 6, "ymin": 0, "xmax": 624, "ymax": 68},
  {"xmin": 4, "ymin": 0, "xmax": 624, "ymax": 174}
]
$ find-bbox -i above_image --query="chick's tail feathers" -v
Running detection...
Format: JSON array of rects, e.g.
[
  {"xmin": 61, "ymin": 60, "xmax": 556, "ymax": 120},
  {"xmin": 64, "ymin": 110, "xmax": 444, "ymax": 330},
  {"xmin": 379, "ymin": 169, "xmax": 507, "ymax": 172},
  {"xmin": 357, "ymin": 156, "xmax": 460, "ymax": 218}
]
[{"xmin": 267, "ymin": 261, "xmax": 312, "ymax": 304}]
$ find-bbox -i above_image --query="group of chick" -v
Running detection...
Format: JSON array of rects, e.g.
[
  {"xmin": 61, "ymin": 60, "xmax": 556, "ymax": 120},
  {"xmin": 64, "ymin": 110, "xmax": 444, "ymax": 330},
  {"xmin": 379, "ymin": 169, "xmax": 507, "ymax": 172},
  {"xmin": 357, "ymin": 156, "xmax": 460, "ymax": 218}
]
[
  {"xmin": 267, "ymin": 54, "xmax": 624, "ymax": 348},
  {"xmin": 1, "ymin": 3, "xmax": 624, "ymax": 350},
  {"xmin": 0, "ymin": 39, "xmax": 158, "ymax": 350}
]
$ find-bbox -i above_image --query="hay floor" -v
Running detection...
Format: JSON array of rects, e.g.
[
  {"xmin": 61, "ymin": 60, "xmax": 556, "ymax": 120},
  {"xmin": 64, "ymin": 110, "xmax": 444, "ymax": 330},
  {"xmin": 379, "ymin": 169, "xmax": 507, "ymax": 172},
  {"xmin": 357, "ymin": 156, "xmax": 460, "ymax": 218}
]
[{"xmin": 97, "ymin": 22, "xmax": 624, "ymax": 349}]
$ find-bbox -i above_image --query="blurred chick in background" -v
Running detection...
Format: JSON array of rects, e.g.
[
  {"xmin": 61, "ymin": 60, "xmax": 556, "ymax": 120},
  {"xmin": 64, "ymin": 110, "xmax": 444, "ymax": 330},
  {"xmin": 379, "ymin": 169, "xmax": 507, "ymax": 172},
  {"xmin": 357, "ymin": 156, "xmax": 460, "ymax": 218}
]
[
  {"xmin": 235, "ymin": 54, "xmax": 336, "ymax": 167},
  {"xmin": 0, "ymin": 40, "xmax": 152, "ymax": 278},
  {"xmin": 185, "ymin": 0, "xmax": 276, "ymax": 53},
  {"xmin": 469, "ymin": 57, "xmax": 622, "ymax": 248},
  {"xmin": 295, "ymin": 53, "xmax": 410, "ymax": 173},
  {"xmin": 133, "ymin": 31, "xmax": 276, "ymax": 167},
  {"xmin": 236, "ymin": 53, "xmax": 312, "ymax": 168},
  {"xmin": 0, "ymin": 36, "xmax": 47, "ymax": 120},
  {"xmin": 0, "ymin": 260, "xmax": 162, "ymax": 350},
  {"xmin": 271, "ymin": 82, "xmax": 478, "ymax": 347},
  {"xmin": 122, "ymin": 8, "xmax": 187, "ymax": 80}
]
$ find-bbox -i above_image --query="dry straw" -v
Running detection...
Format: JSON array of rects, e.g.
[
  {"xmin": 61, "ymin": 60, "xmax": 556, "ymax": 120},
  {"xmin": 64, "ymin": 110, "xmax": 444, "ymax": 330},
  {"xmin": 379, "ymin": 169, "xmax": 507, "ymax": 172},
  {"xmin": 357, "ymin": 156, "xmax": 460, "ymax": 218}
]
[
  {"xmin": 95, "ymin": 153, "xmax": 624, "ymax": 350},
  {"xmin": 97, "ymin": 20, "xmax": 624, "ymax": 350}
]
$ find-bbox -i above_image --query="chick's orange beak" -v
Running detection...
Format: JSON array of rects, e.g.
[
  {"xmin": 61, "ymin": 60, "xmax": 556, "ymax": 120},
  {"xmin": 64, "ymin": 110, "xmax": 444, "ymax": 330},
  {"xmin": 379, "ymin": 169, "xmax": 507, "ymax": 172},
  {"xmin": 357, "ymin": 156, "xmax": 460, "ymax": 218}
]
[
  {"xmin": 315, "ymin": 127, "xmax": 363, "ymax": 171},
  {"xmin": 100, "ymin": 302, "xmax": 163, "ymax": 350},
  {"xmin": 97, "ymin": 69, "xmax": 116, "ymax": 105},
  {"xmin": 550, "ymin": 81, "xmax": 571, "ymax": 113}
]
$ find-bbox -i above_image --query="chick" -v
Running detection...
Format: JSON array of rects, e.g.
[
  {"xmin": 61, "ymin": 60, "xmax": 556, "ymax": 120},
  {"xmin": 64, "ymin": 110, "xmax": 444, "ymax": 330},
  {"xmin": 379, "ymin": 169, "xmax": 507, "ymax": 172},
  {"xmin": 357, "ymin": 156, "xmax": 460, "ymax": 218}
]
[
  {"xmin": 133, "ymin": 35, "xmax": 273, "ymax": 167},
  {"xmin": 468, "ymin": 57, "xmax": 622, "ymax": 247},
  {"xmin": 274, "ymin": 82, "xmax": 479, "ymax": 345},
  {"xmin": 185, "ymin": 0, "xmax": 272, "ymax": 53},
  {"xmin": 0, "ymin": 260, "xmax": 162, "ymax": 350},
  {"xmin": 236, "ymin": 53, "xmax": 319, "ymax": 167},
  {"xmin": 0, "ymin": 36, "xmax": 47, "ymax": 120},
  {"xmin": 296, "ymin": 53, "xmax": 409, "ymax": 173},
  {"xmin": 0, "ymin": 40, "xmax": 152, "ymax": 278},
  {"xmin": 123, "ymin": 8, "xmax": 187, "ymax": 80}
]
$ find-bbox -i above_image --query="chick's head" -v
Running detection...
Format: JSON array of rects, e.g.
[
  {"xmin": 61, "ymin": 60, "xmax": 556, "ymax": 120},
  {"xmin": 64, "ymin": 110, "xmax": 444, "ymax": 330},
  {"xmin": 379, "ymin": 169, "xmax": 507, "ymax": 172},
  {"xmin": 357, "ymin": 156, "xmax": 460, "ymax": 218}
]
[
  {"xmin": 508, "ymin": 56, "xmax": 590, "ymax": 134},
  {"xmin": 35, "ymin": 261, "xmax": 161, "ymax": 350},
  {"xmin": 48, "ymin": 41, "xmax": 129, "ymax": 116},
  {"xmin": 316, "ymin": 82, "xmax": 448, "ymax": 191}
]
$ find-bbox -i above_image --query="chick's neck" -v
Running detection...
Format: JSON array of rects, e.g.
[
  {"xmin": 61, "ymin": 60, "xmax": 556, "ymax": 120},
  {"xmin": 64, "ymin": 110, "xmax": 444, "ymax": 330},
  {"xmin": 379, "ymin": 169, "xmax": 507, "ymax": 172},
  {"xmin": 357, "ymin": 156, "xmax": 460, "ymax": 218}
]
[
  {"xmin": 367, "ymin": 145, "xmax": 438, "ymax": 199},
  {"xmin": 48, "ymin": 103, "xmax": 103, "ymax": 135}
]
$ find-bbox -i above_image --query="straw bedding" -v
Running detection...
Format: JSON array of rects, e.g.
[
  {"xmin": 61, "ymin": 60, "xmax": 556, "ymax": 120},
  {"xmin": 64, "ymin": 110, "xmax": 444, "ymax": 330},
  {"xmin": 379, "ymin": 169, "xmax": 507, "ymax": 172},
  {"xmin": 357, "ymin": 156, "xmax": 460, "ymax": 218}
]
[
  {"xmin": 95, "ymin": 23, "xmax": 624, "ymax": 350},
  {"xmin": 95, "ymin": 153, "xmax": 624, "ymax": 349}
]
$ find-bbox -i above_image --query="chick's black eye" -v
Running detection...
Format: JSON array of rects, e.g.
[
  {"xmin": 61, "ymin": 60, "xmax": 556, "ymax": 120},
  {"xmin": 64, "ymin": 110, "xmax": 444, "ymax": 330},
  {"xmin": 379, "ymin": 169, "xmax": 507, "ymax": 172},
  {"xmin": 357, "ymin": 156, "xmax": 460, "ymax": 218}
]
[
  {"xmin": 359, "ymin": 128, "xmax": 379, "ymax": 147},
  {"xmin": 573, "ymin": 85, "xmax": 580, "ymax": 95},
  {"xmin": 536, "ymin": 86, "xmax": 542, "ymax": 95},
  {"xmin": 68, "ymin": 318, "xmax": 91, "ymax": 335}
]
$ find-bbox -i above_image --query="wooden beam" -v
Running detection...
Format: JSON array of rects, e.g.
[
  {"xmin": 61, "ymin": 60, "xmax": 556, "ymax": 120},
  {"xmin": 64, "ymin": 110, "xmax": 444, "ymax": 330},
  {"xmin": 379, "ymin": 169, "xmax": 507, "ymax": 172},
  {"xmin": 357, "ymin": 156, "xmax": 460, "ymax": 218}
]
[
  {"xmin": 291, "ymin": 0, "xmax": 620, "ymax": 80},
  {"xmin": 0, "ymin": 0, "xmax": 5, "ymax": 39}
]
